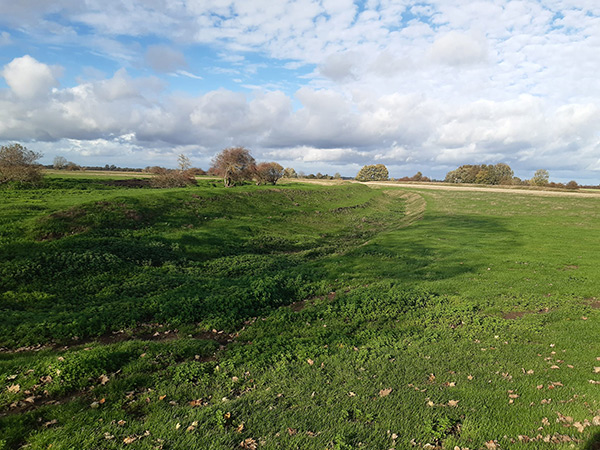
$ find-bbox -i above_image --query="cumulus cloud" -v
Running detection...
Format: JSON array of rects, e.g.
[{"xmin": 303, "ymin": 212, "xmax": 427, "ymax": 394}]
[{"xmin": 1, "ymin": 55, "xmax": 61, "ymax": 99}]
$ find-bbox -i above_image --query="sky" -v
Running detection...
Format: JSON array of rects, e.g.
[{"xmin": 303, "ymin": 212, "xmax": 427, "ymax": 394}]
[{"xmin": 0, "ymin": 1, "xmax": 599, "ymax": 182}]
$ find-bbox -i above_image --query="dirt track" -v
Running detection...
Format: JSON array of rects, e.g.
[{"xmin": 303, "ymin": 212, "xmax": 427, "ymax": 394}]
[{"xmin": 293, "ymin": 179, "xmax": 600, "ymax": 198}]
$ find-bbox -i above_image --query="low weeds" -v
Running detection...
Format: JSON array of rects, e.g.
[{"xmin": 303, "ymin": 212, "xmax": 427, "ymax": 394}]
[{"xmin": 2, "ymin": 179, "xmax": 600, "ymax": 449}]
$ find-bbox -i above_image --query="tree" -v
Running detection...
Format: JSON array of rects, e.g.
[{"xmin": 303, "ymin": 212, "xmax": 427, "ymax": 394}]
[
  {"xmin": 283, "ymin": 167, "xmax": 297, "ymax": 178},
  {"xmin": 566, "ymin": 180, "xmax": 578, "ymax": 190},
  {"xmin": 177, "ymin": 154, "xmax": 191, "ymax": 172},
  {"xmin": 531, "ymin": 169, "xmax": 549, "ymax": 186},
  {"xmin": 445, "ymin": 165, "xmax": 481, "ymax": 183},
  {"xmin": 355, "ymin": 164, "xmax": 389, "ymax": 181},
  {"xmin": 255, "ymin": 162, "xmax": 284, "ymax": 185},
  {"xmin": 0, "ymin": 143, "xmax": 43, "ymax": 185},
  {"xmin": 445, "ymin": 163, "xmax": 514, "ymax": 185},
  {"xmin": 333, "ymin": 172, "xmax": 341, "ymax": 179},
  {"xmin": 210, "ymin": 146, "xmax": 256, "ymax": 187},
  {"xmin": 53, "ymin": 156, "xmax": 68, "ymax": 169}
]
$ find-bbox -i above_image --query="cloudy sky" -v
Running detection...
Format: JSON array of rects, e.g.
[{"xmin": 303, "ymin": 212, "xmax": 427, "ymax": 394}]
[{"xmin": 1, "ymin": 1, "xmax": 599, "ymax": 181}]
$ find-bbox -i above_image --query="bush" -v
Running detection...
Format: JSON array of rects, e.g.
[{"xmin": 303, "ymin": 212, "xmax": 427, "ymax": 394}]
[
  {"xmin": 150, "ymin": 170, "xmax": 197, "ymax": 188},
  {"xmin": 355, "ymin": 164, "xmax": 389, "ymax": 181},
  {"xmin": 0, "ymin": 143, "xmax": 43, "ymax": 185}
]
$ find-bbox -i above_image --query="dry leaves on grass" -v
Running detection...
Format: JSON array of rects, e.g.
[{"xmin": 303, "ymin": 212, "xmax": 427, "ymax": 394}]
[
  {"xmin": 379, "ymin": 388, "xmax": 393, "ymax": 397},
  {"xmin": 7, "ymin": 384, "xmax": 20, "ymax": 393},
  {"xmin": 240, "ymin": 438, "xmax": 258, "ymax": 449}
]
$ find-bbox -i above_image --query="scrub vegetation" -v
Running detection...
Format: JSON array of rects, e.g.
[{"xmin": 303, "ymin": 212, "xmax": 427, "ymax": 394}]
[{"xmin": 1, "ymin": 176, "xmax": 600, "ymax": 450}]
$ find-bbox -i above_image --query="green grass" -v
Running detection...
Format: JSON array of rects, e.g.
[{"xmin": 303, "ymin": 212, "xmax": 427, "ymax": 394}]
[{"xmin": 1, "ymin": 177, "xmax": 599, "ymax": 449}]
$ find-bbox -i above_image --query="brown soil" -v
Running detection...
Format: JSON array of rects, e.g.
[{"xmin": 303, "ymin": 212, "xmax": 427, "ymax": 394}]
[
  {"xmin": 503, "ymin": 308, "xmax": 550, "ymax": 319},
  {"xmin": 584, "ymin": 298, "xmax": 600, "ymax": 309},
  {"xmin": 102, "ymin": 178, "xmax": 151, "ymax": 188}
]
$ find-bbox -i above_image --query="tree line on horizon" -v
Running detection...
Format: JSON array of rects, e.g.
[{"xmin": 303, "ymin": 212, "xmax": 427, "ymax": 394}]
[{"xmin": 0, "ymin": 142, "xmax": 588, "ymax": 190}]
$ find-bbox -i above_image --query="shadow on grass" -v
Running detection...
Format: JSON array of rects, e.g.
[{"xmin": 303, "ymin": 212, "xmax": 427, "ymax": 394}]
[
  {"xmin": 327, "ymin": 212, "xmax": 520, "ymax": 285},
  {"xmin": 585, "ymin": 432, "xmax": 600, "ymax": 450}
]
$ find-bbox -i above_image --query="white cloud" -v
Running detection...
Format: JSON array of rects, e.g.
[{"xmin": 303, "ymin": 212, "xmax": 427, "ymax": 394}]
[
  {"xmin": 429, "ymin": 31, "xmax": 488, "ymax": 66},
  {"xmin": 1, "ymin": 2, "xmax": 600, "ymax": 180},
  {"xmin": 1, "ymin": 55, "xmax": 60, "ymax": 99}
]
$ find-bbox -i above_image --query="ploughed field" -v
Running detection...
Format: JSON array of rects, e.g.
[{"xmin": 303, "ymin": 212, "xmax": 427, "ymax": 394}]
[{"xmin": 1, "ymin": 177, "xmax": 599, "ymax": 449}]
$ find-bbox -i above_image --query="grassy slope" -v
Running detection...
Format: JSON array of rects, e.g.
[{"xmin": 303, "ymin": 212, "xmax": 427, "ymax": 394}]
[{"xmin": 1, "ymin": 179, "xmax": 600, "ymax": 449}]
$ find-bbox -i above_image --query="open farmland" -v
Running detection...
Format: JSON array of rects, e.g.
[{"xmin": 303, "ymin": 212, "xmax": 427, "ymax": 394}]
[{"xmin": 1, "ymin": 177, "xmax": 600, "ymax": 449}]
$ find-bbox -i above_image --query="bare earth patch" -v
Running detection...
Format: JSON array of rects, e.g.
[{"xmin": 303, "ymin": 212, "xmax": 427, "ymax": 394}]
[{"xmin": 503, "ymin": 308, "xmax": 551, "ymax": 320}]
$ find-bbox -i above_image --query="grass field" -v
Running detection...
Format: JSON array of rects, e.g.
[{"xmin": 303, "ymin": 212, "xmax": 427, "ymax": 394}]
[{"xmin": 1, "ymin": 177, "xmax": 599, "ymax": 449}]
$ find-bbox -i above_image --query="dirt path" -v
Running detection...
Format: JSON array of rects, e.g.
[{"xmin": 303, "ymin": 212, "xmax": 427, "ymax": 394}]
[
  {"xmin": 292, "ymin": 179, "xmax": 600, "ymax": 198},
  {"xmin": 365, "ymin": 181, "xmax": 600, "ymax": 198}
]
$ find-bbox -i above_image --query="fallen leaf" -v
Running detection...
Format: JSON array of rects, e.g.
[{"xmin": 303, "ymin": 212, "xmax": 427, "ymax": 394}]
[
  {"xmin": 379, "ymin": 388, "xmax": 393, "ymax": 397},
  {"xmin": 307, "ymin": 359, "xmax": 314, "ymax": 366},
  {"xmin": 104, "ymin": 432, "xmax": 114, "ymax": 440},
  {"xmin": 348, "ymin": 391, "xmax": 356, "ymax": 397},
  {"xmin": 592, "ymin": 416, "xmax": 600, "ymax": 426},
  {"xmin": 175, "ymin": 423, "xmax": 181, "ymax": 430},
  {"xmin": 594, "ymin": 367, "xmax": 600, "ymax": 373},
  {"xmin": 467, "ymin": 375, "xmax": 474, "ymax": 380},
  {"xmin": 509, "ymin": 394, "xmax": 519, "ymax": 399},
  {"xmin": 427, "ymin": 400, "xmax": 434, "ymax": 407},
  {"xmin": 287, "ymin": 428, "xmax": 297, "ymax": 436},
  {"xmin": 189, "ymin": 399, "xmax": 203, "ymax": 407},
  {"xmin": 99, "ymin": 374, "xmax": 109, "ymax": 385},
  {"xmin": 526, "ymin": 370, "xmax": 534, "ymax": 375},
  {"xmin": 123, "ymin": 436, "xmax": 137, "ymax": 444},
  {"xmin": 448, "ymin": 400, "xmax": 459, "ymax": 407},
  {"xmin": 7, "ymin": 384, "xmax": 20, "ymax": 393},
  {"xmin": 159, "ymin": 395, "xmax": 166, "ymax": 401},
  {"xmin": 536, "ymin": 384, "xmax": 544, "ymax": 390},
  {"xmin": 391, "ymin": 433, "xmax": 398, "ymax": 440},
  {"xmin": 573, "ymin": 422, "xmax": 585, "ymax": 433},
  {"xmin": 240, "ymin": 438, "xmax": 258, "ymax": 449},
  {"xmin": 99, "ymin": 398, "xmax": 106, "ymax": 404},
  {"xmin": 40, "ymin": 375, "xmax": 53, "ymax": 384},
  {"xmin": 485, "ymin": 441, "xmax": 498, "ymax": 449},
  {"xmin": 550, "ymin": 365, "xmax": 560, "ymax": 369},
  {"xmin": 237, "ymin": 422, "xmax": 245, "ymax": 433},
  {"xmin": 43, "ymin": 419, "xmax": 58, "ymax": 427},
  {"xmin": 541, "ymin": 417, "xmax": 550, "ymax": 427}
]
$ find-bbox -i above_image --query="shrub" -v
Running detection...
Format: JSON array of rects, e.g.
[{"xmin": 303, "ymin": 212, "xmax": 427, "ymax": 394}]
[
  {"xmin": 0, "ymin": 143, "xmax": 43, "ymax": 185},
  {"xmin": 355, "ymin": 164, "xmax": 389, "ymax": 181},
  {"xmin": 150, "ymin": 170, "xmax": 197, "ymax": 188},
  {"xmin": 255, "ymin": 162, "xmax": 284, "ymax": 185}
]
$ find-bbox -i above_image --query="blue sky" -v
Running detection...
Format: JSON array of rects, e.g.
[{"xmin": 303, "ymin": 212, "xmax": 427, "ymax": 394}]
[{"xmin": 1, "ymin": 1, "xmax": 600, "ymax": 182}]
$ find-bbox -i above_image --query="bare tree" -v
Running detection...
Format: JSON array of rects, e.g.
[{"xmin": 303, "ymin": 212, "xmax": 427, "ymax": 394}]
[
  {"xmin": 53, "ymin": 156, "xmax": 68, "ymax": 169},
  {"xmin": 0, "ymin": 143, "xmax": 43, "ymax": 184},
  {"xmin": 178, "ymin": 154, "xmax": 191, "ymax": 172},
  {"xmin": 210, "ymin": 147, "xmax": 256, "ymax": 187}
]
